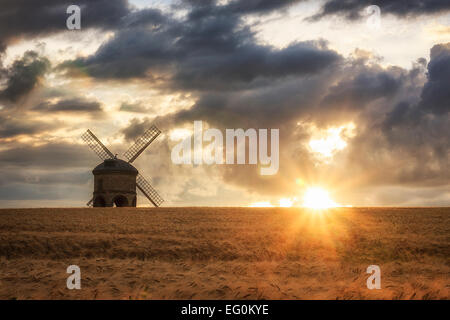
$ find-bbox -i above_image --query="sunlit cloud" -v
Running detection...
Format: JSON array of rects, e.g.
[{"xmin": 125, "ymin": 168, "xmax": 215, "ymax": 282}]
[
  {"xmin": 169, "ymin": 128, "xmax": 193, "ymax": 141},
  {"xmin": 308, "ymin": 123, "xmax": 355, "ymax": 160}
]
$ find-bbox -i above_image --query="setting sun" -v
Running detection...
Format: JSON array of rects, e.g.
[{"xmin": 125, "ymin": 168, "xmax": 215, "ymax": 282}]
[{"xmin": 302, "ymin": 187, "xmax": 338, "ymax": 209}]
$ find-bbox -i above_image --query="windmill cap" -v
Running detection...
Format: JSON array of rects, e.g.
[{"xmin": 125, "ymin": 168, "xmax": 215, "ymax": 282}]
[{"xmin": 93, "ymin": 158, "xmax": 138, "ymax": 175}]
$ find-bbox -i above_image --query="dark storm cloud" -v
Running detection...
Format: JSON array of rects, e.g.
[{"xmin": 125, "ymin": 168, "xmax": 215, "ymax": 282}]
[
  {"xmin": 320, "ymin": 69, "xmax": 403, "ymax": 109},
  {"xmin": 59, "ymin": 8, "xmax": 174, "ymax": 78},
  {"xmin": 350, "ymin": 44, "xmax": 450, "ymax": 187},
  {"xmin": 0, "ymin": 169, "xmax": 90, "ymax": 187},
  {"xmin": 383, "ymin": 44, "xmax": 450, "ymax": 129},
  {"xmin": 349, "ymin": 112, "xmax": 450, "ymax": 188},
  {"xmin": 33, "ymin": 98, "xmax": 104, "ymax": 115},
  {"xmin": 224, "ymin": 0, "xmax": 303, "ymax": 14},
  {"xmin": 60, "ymin": 3, "xmax": 341, "ymax": 89},
  {"xmin": 168, "ymin": 70, "xmax": 334, "ymax": 128},
  {"xmin": 0, "ymin": 51, "xmax": 105, "ymax": 138},
  {"xmin": 0, "ymin": 115, "xmax": 59, "ymax": 138},
  {"xmin": 0, "ymin": 48, "xmax": 112, "ymax": 140},
  {"xmin": 419, "ymin": 43, "xmax": 450, "ymax": 115},
  {"xmin": 121, "ymin": 7, "xmax": 169, "ymax": 27},
  {"xmin": 0, "ymin": 0, "xmax": 130, "ymax": 52},
  {"xmin": 119, "ymin": 101, "xmax": 153, "ymax": 113},
  {"xmin": 0, "ymin": 51, "xmax": 50, "ymax": 102},
  {"xmin": 0, "ymin": 142, "xmax": 94, "ymax": 168},
  {"xmin": 172, "ymin": 41, "xmax": 341, "ymax": 91},
  {"xmin": 180, "ymin": 0, "xmax": 303, "ymax": 15},
  {"xmin": 310, "ymin": 0, "xmax": 450, "ymax": 21},
  {"xmin": 62, "ymin": 28, "xmax": 175, "ymax": 79},
  {"xmin": 121, "ymin": 117, "xmax": 156, "ymax": 141}
]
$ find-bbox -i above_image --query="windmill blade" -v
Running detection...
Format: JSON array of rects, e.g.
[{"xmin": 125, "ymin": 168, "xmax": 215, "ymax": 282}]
[
  {"xmin": 87, "ymin": 198, "xmax": 93, "ymax": 207},
  {"xmin": 123, "ymin": 125, "xmax": 161, "ymax": 163},
  {"xmin": 81, "ymin": 129, "xmax": 115, "ymax": 160},
  {"xmin": 136, "ymin": 173, "xmax": 164, "ymax": 207}
]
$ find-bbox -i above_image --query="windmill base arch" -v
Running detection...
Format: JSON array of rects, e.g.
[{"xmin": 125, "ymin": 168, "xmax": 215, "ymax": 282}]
[
  {"xmin": 93, "ymin": 196, "xmax": 106, "ymax": 207},
  {"xmin": 92, "ymin": 192, "xmax": 137, "ymax": 207},
  {"xmin": 113, "ymin": 195, "xmax": 129, "ymax": 207}
]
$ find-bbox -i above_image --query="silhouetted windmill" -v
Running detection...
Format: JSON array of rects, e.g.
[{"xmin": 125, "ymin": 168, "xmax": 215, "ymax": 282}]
[{"xmin": 81, "ymin": 126, "xmax": 163, "ymax": 207}]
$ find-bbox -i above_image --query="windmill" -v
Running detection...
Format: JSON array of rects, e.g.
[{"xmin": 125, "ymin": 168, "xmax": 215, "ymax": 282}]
[{"xmin": 81, "ymin": 125, "xmax": 164, "ymax": 207}]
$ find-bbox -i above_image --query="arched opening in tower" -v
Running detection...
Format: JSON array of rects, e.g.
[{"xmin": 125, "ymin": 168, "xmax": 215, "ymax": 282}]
[
  {"xmin": 113, "ymin": 195, "xmax": 128, "ymax": 207},
  {"xmin": 93, "ymin": 196, "xmax": 106, "ymax": 207}
]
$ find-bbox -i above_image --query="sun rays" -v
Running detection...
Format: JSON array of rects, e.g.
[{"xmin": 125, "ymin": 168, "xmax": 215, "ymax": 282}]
[{"xmin": 302, "ymin": 187, "xmax": 339, "ymax": 209}]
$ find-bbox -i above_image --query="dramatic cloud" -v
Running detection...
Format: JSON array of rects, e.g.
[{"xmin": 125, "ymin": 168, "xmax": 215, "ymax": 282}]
[
  {"xmin": 0, "ymin": 142, "xmax": 93, "ymax": 202},
  {"xmin": 0, "ymin": 50, "xmax": 107, "ymax": 140},
  {"xmin": 117, "ymin": 42, "xmax": 448, "ymax": 199},
  {"xmin": 181, "ymin": 0, "xmax": 304, "ymax": 16},
  {"xmin": 311, "ymin": 0, "xmax": 450, "ymax": 21},
  {"xmin": 420, "ymin": 43, "xmax": 450, "ymax": 115},
  {"xmin": 0, "ymin": 0, "xmax": 130, "ymax": 52},
  {"xmin": 33, "ymin": 98, "xmax": 104, "ymax": 115},
  {"xmin": 224, "ymin": 0, "xmax": 303, "ymax": 14},
  {"xmin": 320, "ymin": 69, "xmax": 403, "ymax": 109},
  {"xmin": 0, "ymin": 114, "xmax": 58, "ymax": 138},
  {"xmin": 0, "ymin": 142, "xmax": 93, "ymax": 168},
  {"xmin": 121, "ymin": 117, "xmax": 156, "ymax": 142},
  {"xmin": 0, "ymin": 51, "xmax": 50, "ymax": 102},
  {"xmin": 61, "ymin": 4, "xmax": 341, "ymax": 89},
  {"xmin": 0, "ymin": 0, "xmax": 448, "ymax": 206},
  {"xmin": 172, "ymin": 41, "xmax": 341, "ymax": 91},
  {"xmin": 119, "ymin": 101, "xmax": 153, "ymax": 114}
]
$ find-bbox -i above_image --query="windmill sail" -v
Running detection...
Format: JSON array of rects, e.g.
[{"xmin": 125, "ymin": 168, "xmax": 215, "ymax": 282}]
[
  {"xmin": 81, "ymin": 129, "xmax": 115, "ymax": 160},
  {"xmin": 136, "ymin": 173, "xmax": 164, "ymax": 207},
  {"xmin": 123, "ymin": 125, "xmax": 161, "ymax": 163}
]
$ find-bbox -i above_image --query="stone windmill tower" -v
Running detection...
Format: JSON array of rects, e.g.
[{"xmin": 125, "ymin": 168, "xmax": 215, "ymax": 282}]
[{"xmin": 81, "ymin": 126, "xmax": 164, "ymax": 207}]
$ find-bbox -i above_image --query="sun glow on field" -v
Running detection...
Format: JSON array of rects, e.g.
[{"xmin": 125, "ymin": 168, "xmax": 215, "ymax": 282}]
[
  {"xmin": 302, "ymin": 187, "xmax": 338, "ymax": 209},
  {"xmin": 248, "ymin": 189, "xmax": 343, "ymax": 209}
]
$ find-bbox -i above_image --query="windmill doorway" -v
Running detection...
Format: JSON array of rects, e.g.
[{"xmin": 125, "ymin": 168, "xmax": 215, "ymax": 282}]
[
  {"xmin": 113, "ymin": 195, "xmax": 128, "ymax": 207},
  {"xmin": 93, "ymin": 196, "xmax": 106, "ymax": 207}
]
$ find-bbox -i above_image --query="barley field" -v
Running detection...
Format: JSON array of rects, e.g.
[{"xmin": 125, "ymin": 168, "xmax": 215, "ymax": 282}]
[{"xmin": 0, "ymin": 207, "xmax": 448, "ymax": 299}]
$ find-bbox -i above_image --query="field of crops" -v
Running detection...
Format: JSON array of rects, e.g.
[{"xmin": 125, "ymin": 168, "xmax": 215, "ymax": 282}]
[{"xmin": 0, "ymin": 207, "xmax": 448, "ymax": 299}]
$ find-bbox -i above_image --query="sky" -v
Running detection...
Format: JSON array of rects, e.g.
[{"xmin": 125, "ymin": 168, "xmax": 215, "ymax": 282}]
[{"xmin": 0, "ymin": 0, "xmax": 449, "ymax": 207}]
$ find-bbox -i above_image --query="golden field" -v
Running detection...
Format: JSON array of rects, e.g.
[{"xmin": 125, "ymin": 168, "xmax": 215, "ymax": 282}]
[{"xmin": 0, "ymin": 207, "xmax": 448, "ymax": 300}]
